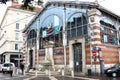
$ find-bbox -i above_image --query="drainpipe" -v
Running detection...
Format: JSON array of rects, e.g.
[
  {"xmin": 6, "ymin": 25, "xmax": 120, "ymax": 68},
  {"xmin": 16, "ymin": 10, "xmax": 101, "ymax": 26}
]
[{"xmin": 118, "ymin": 30, "xmax": 120, "ymax": 63}]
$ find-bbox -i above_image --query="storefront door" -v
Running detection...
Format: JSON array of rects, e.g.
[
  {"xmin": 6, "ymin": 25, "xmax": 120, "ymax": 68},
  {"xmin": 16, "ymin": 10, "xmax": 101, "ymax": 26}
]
[
  {"xmin": 29, "ymin": 50, "xmax": 33, "ymax": 69},
  {"xmin": 73, "ymin": 43, "xmax": 82, "ymax": 72}
]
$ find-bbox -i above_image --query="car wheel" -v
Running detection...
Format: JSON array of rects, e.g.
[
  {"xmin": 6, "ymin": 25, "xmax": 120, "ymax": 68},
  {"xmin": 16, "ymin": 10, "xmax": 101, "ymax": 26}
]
[{"xmin": 112, "ymin": 73, "xmax": 117, "ymax": 77}]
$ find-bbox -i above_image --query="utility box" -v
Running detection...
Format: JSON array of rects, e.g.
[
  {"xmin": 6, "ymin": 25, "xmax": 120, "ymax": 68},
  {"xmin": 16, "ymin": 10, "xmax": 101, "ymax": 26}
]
[{"xmin": 87, "ymin": 69, "xmax": 92, "ymax": 76}]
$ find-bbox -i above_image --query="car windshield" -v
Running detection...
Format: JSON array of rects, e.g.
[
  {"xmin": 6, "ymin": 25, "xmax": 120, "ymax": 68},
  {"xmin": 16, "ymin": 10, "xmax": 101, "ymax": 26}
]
[
  {"xmin": 114, "ymin": 64, "xmax": 120, "ymax": 68},
  {"xmin": 3, "ymin": 63, "xmax": 12, "ymax": 67}
]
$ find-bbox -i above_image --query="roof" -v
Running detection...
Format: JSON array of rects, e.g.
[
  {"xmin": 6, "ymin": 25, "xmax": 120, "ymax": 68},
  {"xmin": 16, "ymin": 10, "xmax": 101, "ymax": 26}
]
[{"xmin": 23, "ymin": 1, "xmax": 120, "ymax": 33}]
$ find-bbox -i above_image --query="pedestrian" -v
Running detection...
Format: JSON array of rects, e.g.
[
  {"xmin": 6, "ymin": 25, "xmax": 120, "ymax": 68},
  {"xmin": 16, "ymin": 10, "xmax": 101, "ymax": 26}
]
[
  {"xmin": 20, "ymin": 62, "xmax": 24, "ymax": 75},
  {"xmin": 10, "ymin": 66, "xmax": 13, "ymax": 77}
]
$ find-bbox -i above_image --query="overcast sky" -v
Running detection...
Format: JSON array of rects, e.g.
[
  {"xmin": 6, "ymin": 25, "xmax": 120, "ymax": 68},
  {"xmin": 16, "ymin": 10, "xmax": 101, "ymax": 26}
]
[
  {"xmin": 0, "ymin": 0, "xmax": 120, "ymax": 23},
  {"xmin": 79, "ymin": 0, "xmax": 120, "ymax": 16}
]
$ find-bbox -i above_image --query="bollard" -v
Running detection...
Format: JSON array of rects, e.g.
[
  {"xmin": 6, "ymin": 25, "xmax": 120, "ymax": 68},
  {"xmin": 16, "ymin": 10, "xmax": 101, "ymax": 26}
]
[
  {"xmin": 62, "ymin": 69, "xmax": 64, "ymax": 76},
  {"xmin": 24, "ymin": 70, "xmax": 25, "ymax": 75},
  {"xmin": 16, "ymin": 68, "xmax": 18, "ymax": 75},
  {"xmin": 45, "ymin": 69, "xmax": 49, "ymax": 75},
  {"xmin": 48, "ymin": 69, "xmax": 51, "ymax": 77},
  {"xmin": 71, "ymin": 69, "xmax": 74, "ymax": 77}
]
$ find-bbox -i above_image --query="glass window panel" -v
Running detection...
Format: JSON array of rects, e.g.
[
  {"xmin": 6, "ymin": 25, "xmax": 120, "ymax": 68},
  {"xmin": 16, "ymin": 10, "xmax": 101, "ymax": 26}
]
[
  {"xmin": 71, "ymin": 28, "xmax": 76, "ymax": 37},
  {"xmin": 77, "ymin": 27, "xmax": 82, "ymax": 36},
  {"xmin": 67, "ymin": 22, "xmax": 71, "ymax": 29},
  {"xmin": 16, "ymin": 23, "xmax": 19, "ymax": 29},
  {"xmin": 77, "ymin": 17, "xmax": 82, "ymax": 26},
  {"xmin": 15, "ymin": 43, "xmax": 18, "ymax": 50},
  {"xmin": 67, "ymin": 30, "xmax": 71, "ymax": 38},
  {"xmin": 83, "ymin": 18, "xmax": 87, "ymax": 25},
  {"xmin": 83, "ymin": 25, "xmax": 87, "ymax": 34},
  {"xmin": 15, "ymin": 33, "xmax": 19, "ymax": 40}
]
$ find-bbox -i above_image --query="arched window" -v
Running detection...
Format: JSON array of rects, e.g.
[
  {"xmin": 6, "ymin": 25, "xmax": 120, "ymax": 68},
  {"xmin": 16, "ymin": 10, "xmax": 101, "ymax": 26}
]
[
  {"xmin": 39, "ymin": 15, "xmax": 63, "ymax": 49},
  {"xmin": 27, "ymin": 29, "xmax": 37, "ymax": 47},
  {"xmin": 28, "ymin": 29, "xmax": 37, "ymax": 39},
  {"xmin": 100, "ymin": 20, "xmax": 117, "ymax": 45},
  {"xmin": 67, "ymin": 12, "xmax": 88, "ymax": 39}
]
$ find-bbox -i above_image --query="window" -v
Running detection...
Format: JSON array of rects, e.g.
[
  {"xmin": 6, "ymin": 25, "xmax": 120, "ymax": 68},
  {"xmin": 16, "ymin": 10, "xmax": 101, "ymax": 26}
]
[
  {"xmin": 67, "ymin": 13, "xmax": 88, "ymax": 39},
  {"xmin": 15, "ymin": 33, "xmax": 19, "ymax": 40},
  {"xmin": 39, "ymin": 15, "xmax": 62, "ymax": 49},
  {"xmin": 27, "ymin": 29, "xmax": 37, "ymax": 47},
  {"xmin": 100, "ymin": 20, "xmax": 117, "ymax": 45},
  {"xmin": 15, "ymin": 44, "xmax": 18, "ymax": 50},
  {"xmin": 16, "ymin": 23, "xmax": 19, "ymax": 29}
]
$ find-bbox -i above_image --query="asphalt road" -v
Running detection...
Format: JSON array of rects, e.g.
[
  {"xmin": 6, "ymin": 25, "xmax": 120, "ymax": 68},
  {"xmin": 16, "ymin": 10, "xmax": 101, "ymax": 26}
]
[
  {"xmin": 0, "ymin": 72, "xmax": 120, "ymax": 80},
  {"xmin": 29, "ymin": 75, "xmax": 120, "ymax": 80}
]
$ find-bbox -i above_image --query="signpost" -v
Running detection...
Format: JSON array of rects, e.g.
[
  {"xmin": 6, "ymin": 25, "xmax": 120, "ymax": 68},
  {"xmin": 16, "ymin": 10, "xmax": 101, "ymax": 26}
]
[{"xmin": 92, "ymin": 48, "xmax": 97, "ymax": 75}]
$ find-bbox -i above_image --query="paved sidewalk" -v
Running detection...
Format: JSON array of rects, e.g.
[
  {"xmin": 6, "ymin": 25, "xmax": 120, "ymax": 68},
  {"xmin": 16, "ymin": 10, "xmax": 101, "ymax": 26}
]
[{"xmin": 23, "ymin": 71, "xmax": 100, "ymax": 80}]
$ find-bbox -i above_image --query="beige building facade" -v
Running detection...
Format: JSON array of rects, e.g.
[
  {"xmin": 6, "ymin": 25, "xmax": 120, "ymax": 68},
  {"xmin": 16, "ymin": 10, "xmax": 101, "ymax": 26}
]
[{"xmin": 0, "ymin": 7, "xmax": 35, "ymax": 67}]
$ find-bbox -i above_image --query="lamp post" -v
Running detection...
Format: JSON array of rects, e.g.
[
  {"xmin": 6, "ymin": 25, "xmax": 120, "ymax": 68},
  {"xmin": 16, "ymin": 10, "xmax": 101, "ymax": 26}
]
[
  {"xmin": 62, "ymin": 6, "xmax": 67, "ymax": 75},
  {"xmin": 35, "ymin": 20, "xmax": 40, "ymax": 76}
]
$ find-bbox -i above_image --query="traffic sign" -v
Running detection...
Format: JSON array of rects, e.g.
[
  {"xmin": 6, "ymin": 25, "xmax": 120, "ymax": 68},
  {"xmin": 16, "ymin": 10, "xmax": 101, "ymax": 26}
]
[{"xmin": 92, "ymin": 51, "xmax": 96, "ymax": 57}]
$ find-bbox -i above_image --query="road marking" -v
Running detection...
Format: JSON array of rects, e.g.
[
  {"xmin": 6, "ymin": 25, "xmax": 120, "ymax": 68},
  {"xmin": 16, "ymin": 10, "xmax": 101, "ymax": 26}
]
[
  {"xmin": 49, "ymin": 76, "xmax": 58, "ymax": 80},
  {"xmin": 23, "ymin": 76, "xmax": 36, "ymax": 80},
  {"xmin": 65, "ymin": 75, "xmax": 99, "ymax": 80}
]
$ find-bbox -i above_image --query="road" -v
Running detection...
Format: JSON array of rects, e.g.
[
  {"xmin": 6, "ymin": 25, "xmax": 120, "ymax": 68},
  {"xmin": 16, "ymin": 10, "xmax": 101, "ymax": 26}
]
[
  {"xmin": 0, "ymin": 72, "xmax": 120, "ymax": 80},
  {"xmin": 29, "ymin": 75, "xmax": 120, "ymax": 80},
  {"xmin": 0, "ymin": 72, "xmax": 30, "ymax": 80}
]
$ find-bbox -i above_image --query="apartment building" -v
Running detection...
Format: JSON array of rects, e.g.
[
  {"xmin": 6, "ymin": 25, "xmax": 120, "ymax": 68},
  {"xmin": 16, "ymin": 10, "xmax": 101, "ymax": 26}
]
[{"xmin": 0, "ymin": 6, "xmax": 36, "ymax": 67}]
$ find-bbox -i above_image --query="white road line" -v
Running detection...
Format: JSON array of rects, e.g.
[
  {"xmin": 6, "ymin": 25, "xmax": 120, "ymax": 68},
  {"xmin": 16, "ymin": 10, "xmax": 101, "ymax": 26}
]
[
  {"xmin": 49, "ymin": 76, "xmax": 58, "ymax": 80},
  {"xmin": 23, "ymin": 76, "xmax": 36, "ymax": 80}
]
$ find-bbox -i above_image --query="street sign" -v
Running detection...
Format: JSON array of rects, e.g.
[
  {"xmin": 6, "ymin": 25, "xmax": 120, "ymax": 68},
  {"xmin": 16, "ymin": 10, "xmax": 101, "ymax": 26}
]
[
  {"xmin": 92, "ymin": 47, "xmax": 97, "ymax": 51},
  {"xmin": 92, "ymin": 51, "xmax": 96, "ymax": 57}
]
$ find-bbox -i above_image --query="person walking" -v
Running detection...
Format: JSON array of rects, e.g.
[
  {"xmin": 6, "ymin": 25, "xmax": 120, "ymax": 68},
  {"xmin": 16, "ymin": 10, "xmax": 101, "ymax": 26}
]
[
  {"xmin": 20, "ymin": 62, "xmax": 24, "ymax": 75},
  {"xmin": 10, "ymin": 66, "xmax": 13, "ymax": 77}
]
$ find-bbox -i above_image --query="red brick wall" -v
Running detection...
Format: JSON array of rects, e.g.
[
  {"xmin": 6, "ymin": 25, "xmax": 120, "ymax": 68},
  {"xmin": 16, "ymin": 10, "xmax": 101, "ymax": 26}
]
[
  {"xmin": 102, "ymin": 45, "xmax": 119, "ymax": 64},
  {"xmin": 53, "ymin": 47, "xmax": 69, "ymax": 65},
  {"xmin": 34, "ymin": 47, "xmax": 69, "ymax": 65},
  {"xmin": 85, "ymin": 44, "xmax": 119, "ymax": 65}
]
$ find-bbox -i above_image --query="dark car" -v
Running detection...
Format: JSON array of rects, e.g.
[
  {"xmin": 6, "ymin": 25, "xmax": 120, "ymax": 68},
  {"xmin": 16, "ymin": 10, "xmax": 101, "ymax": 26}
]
[{"xmin": 104, "ymin": 64, "xmax": 120, "ymax": 77}]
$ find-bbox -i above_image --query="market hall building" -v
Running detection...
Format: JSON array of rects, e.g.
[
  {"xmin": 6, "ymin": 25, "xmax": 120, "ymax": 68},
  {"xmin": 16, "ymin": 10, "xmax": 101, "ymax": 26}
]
[{"xmin": 23, "ymin": 1, "xmax": 120, "ymax": 74}]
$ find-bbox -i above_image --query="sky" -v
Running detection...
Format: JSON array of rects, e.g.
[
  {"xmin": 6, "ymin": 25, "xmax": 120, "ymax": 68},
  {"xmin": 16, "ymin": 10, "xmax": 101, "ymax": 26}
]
[
  {"xmin": 80, "ymin": 0, "xmax": 120, "ymax": 16},
  {"xmin": 0, "ymin": 0, "xmax": 120, "ymax": 23}
]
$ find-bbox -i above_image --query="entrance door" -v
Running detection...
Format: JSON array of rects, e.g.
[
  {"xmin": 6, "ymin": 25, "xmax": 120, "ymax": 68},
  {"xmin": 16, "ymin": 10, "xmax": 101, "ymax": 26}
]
[
  {"xmin": 29, "ymin": 50, "xmax": 33, "ymax": 69},
  {"xmin": 73, "ymin": 43, "xmax": 82, "ymax": 72}
]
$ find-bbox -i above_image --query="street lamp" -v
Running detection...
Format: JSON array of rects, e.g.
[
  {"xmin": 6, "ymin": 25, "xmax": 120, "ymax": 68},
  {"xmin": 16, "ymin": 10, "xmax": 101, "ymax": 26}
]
[
  {"xmin": 62, "ymin": 6, "xmax": 67, "ymax": 75},
  {"xmin": 35, "ymin": 20, "xmax": 40, "ymax": 76}
]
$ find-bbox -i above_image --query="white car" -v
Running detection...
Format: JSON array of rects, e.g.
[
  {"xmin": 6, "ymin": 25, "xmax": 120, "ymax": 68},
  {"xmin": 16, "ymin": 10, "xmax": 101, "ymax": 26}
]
[
  {"xmin": 2, "ymin": 62, "xmax": 15, "ymax": 74},
  {"xmin": 0, "ymin": 64, "xmax": 2, "ymax": 72}
]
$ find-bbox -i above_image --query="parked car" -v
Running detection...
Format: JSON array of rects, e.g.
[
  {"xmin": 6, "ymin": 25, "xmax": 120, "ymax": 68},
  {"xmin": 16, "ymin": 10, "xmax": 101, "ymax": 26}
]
[
  {"xmin": 2, "ymin": 62, "xmax": 15, "ymax": 74},
  {"xmin": 0, "ymin": 64, "xmax": 3, "ymax": 72},
  {"xmin": 104, "ymin": 63, "xmax": 120, "ymax": 77}
]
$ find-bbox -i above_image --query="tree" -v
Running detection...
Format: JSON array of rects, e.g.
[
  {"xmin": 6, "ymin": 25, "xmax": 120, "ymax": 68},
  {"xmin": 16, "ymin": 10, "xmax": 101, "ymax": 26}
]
[
  {"xmin": 0, "ymin": 0, "xmax": 7, "ymax": 4},
  {"xmin": 23, "ymin": 0, "xmax": 31, "ymax": 8},
  {"xmin": 38, "ymin": 0, "xmax": 43, "ymax": 5},
  {"xmin": 22, "ymin": 0, "xmax": 43, "ymax": 11}
]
